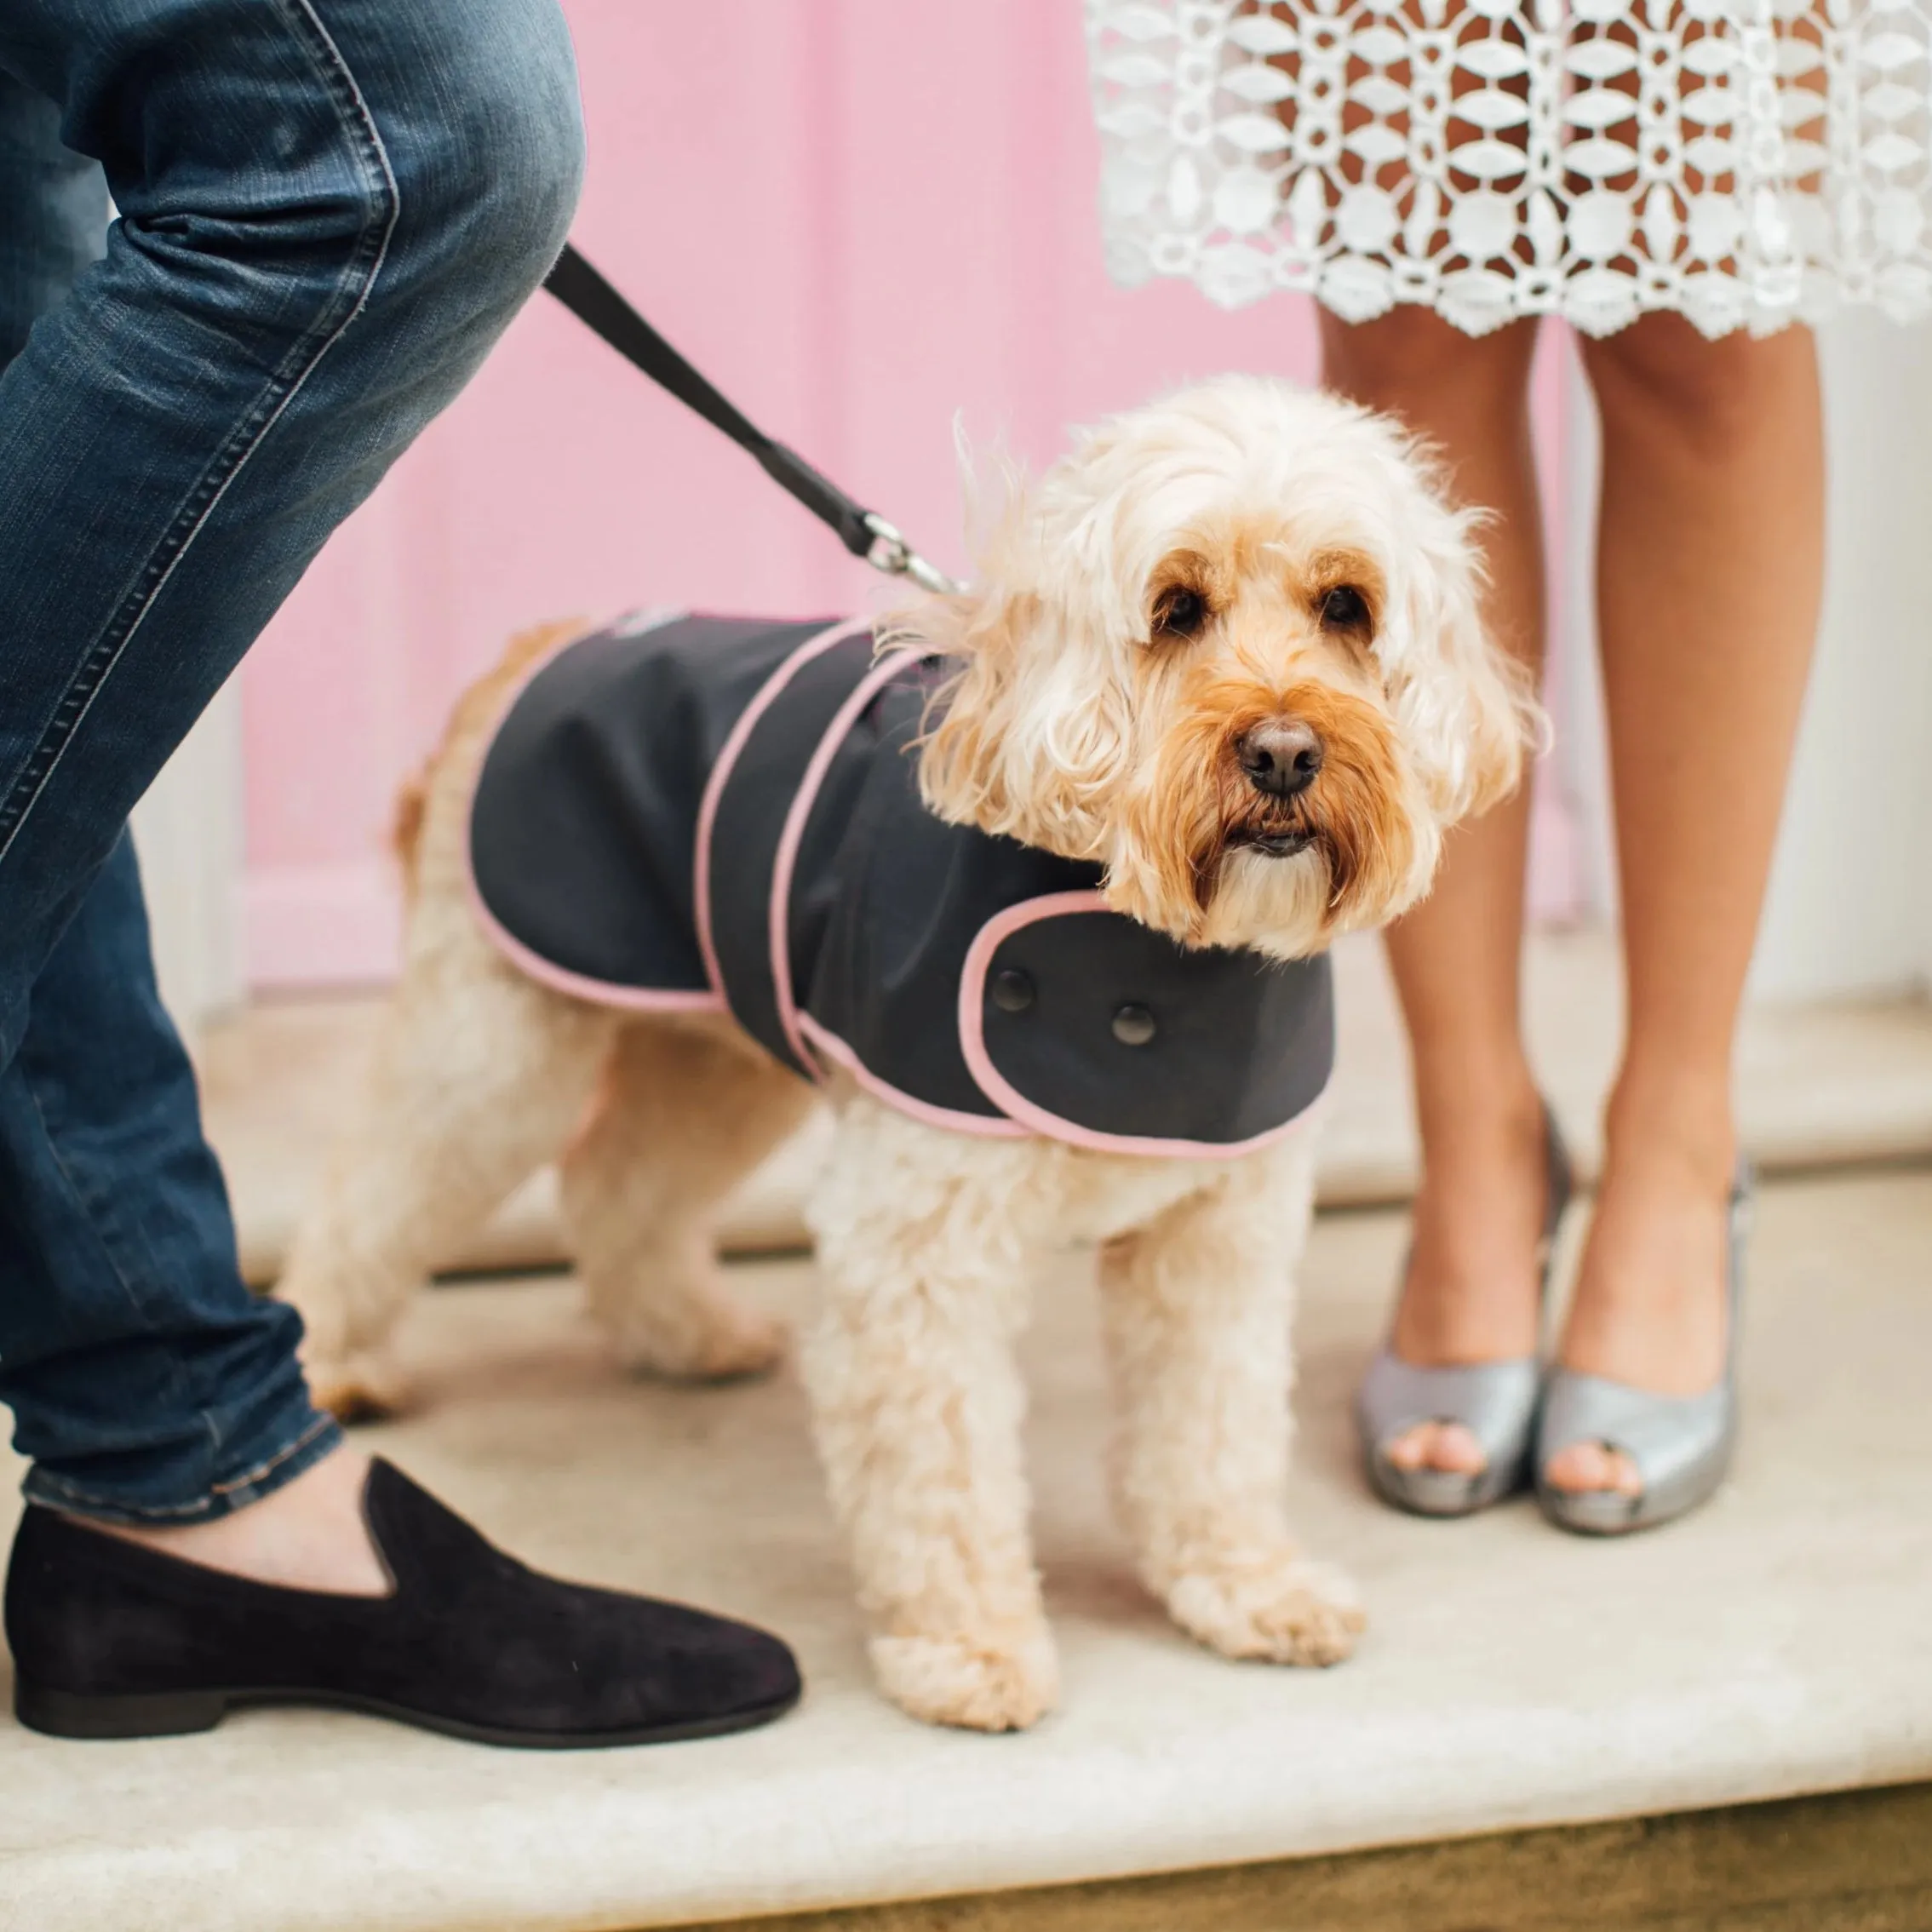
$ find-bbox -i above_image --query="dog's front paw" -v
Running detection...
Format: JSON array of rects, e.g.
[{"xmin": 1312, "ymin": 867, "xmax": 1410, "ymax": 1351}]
[
  {"xmin": 869, "ymin": 1626, "xmax": 1060, "ymax": 1732},
  {"xmin": 304, "ymin": 1347, "xmax": 413, "ymax": 1425},
  {"xmin": 1167, "ymin": 1553, "xmax": 1365, "ymax": 1668}
]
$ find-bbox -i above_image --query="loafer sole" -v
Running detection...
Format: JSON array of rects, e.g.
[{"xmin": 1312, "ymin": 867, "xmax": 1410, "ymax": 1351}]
[{"xmin": 14, "ymin": 1674, "xmax": 801, "ymax": 1749}]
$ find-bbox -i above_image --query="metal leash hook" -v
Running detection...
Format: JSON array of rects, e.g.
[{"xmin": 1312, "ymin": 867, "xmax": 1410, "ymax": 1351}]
[{"xmin": 862, "ymin": 513, "xmax": 963, "ymax": 597}]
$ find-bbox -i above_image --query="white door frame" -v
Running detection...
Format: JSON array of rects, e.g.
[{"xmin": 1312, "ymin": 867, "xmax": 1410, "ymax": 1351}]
[
  {"xmin": 129, "ymin": 674, "xmax": 248, "ymax": 1041},
  {"xmin": 1753, "ymin": 315, "xmax": 1932, "ymax": 1001}
]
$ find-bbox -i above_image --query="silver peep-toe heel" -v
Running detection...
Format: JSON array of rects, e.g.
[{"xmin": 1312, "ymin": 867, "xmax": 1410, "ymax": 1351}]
[
  {"xmin": 1534, "ymin": 1158, "xmax": 1754, "ymax": 1537},
  {"xmin": 1356, "ymin": 1109, "xmax": 1574, "ymax": 1518}
]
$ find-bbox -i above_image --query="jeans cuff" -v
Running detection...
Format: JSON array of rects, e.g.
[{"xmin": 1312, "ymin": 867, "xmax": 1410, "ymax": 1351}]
[{"xmin": 21, "ymin": 1410, "xmax": 344, "ymax": 1528}]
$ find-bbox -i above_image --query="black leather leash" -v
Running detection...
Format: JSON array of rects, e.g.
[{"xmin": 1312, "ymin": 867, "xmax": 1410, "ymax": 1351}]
[{"xmin": 543, "ymin": 244, "xmax": 960, "ymax": 595}]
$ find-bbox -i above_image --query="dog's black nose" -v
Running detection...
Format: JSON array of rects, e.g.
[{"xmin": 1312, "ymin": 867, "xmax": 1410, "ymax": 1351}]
[{"xmin": 1238, "ymin": 718, "xmax": 1324, "ymax": 799}]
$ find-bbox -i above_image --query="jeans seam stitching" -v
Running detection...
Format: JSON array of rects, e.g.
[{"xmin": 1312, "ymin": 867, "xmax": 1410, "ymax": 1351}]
[
  {"xmin": 208, "ymin": 1413, "xmax": 338, "ymax": 1495},
  {"xmin": 26, "ymin": 1413, "xmax": 338, "ymax": 1519},
  {"xmin": 0, "ymin": 0, "xmax": 403, "ymax": 865}
]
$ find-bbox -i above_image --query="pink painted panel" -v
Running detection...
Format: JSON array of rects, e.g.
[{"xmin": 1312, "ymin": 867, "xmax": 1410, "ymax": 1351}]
[{"xmin": 243, "ymin": 0, "xmax": 1576, "ymax": 989}]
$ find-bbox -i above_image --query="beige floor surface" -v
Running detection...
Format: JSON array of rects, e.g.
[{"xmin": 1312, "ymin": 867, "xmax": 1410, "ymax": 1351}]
[
  {"xmin": 204, "ymin": 927, "xmax": 1932, "ymax": 1285},
  {"xmin": 4, "ymin": 1169, "xmax": 1929, "ymax": 1932}
]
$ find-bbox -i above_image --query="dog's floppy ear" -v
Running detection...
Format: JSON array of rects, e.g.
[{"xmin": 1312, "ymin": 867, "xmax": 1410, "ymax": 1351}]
[
  {"xmin": 1390, "ymin": 485, "xmax": 1545, "ymax": 827},
  {"xmin": 906, "ymin": 422, "xmax": 1134, "ymax": 854},
  {"xmin": 911, "ymin": 582, "xmax": 1132, "ymax": 861},
  {"xmin": 913, "ymin": 588, "xmax": 1031, "ymax": 830},
  {"xmin": 908, "ymin": 426, "xmax": 1035, "ymax": 831}
]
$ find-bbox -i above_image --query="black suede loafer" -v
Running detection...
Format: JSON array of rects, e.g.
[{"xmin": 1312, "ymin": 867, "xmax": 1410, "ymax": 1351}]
[{"xmin": 4, "ymin": 1458, "xmax": 800, "ymax": 1746}]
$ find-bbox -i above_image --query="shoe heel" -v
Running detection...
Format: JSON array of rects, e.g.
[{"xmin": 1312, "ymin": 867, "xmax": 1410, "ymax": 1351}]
[{"xmin": 14, "ymin": 1678, "xmax": 229, "ymax": 1740}]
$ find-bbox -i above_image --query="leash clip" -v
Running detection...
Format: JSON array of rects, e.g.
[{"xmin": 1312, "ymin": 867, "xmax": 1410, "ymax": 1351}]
[{"xmin": 863, "ymin": 513, "xmax": 962, "ymax": 598}]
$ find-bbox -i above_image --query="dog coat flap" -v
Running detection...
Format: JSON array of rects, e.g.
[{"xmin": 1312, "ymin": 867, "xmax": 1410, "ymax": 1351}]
[
  {"xmin": 796, "ymin": 700, "xmax": 1104, "ymax": 1126},
  {"xmin": 959, "ymin": 903, "xmax": 1335, "ymax": 1153},
  {"xmin": 796, "ymin": 719, "xmax": 1333, "ymax": 1151}
]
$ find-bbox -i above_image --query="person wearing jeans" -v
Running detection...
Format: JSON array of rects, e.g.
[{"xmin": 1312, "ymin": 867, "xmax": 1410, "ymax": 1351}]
[{"xmin": 0, "ymin": 0, "xmax": 799, "ymax": 1745}]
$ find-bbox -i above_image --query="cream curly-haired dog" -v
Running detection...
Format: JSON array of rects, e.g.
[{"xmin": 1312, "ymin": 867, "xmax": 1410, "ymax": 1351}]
[{"xmin": 278, "ymin": 376, "xmax": 1535, "ymax": 1733}]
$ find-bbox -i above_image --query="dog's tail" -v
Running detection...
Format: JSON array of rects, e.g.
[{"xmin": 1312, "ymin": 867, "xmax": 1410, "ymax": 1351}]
[
  {"xmin": 391, "ymin": 618, "xmax": 589, "ymax": 901},
  {"xmin": 392, "ymin": 771, "xmax": 433, "ymax": 898}
]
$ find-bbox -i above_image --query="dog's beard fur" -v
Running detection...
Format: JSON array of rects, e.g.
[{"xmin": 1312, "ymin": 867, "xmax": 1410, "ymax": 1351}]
[{"xmin": 1105, "ymin": 667, "xmax": 1430, "ymax": 957}]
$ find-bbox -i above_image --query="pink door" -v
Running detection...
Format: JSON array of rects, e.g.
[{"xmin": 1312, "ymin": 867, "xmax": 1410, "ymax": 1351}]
[{"xmin": 242, "ymin": 0, "xmax": 1580, "ymax": 989}]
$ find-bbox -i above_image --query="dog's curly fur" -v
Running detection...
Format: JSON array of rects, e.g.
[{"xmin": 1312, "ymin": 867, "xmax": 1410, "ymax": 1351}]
[{"xmin": 277, "ymin": 376, "xmax": 1538, "ymax": 1730}]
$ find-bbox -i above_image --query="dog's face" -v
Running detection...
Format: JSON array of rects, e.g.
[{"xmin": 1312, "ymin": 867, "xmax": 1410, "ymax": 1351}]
[{"xmin": 910, "ymin": 376, "xmax": 1541, "ymax": 958}]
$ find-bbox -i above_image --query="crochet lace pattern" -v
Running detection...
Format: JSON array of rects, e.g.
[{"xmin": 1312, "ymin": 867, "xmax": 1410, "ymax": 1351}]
[{"xmin": 1087, "ymin": 0, "xmax": 1932, "ymax": 336}]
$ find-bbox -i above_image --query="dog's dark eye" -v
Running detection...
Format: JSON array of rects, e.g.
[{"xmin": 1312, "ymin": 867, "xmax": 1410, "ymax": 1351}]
[
  {"xmin": 1320, "ymin": 585, "xmax": 1369, "ymax": 631},
  {"xmin": 1152, "ymin": 586, "xmax": 1210, "ymax": 640}
]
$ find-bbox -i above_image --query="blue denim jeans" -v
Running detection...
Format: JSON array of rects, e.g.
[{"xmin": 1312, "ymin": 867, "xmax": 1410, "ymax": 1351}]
[{"xmin": 0, "ymin": 0, "xmax": 585, "ymax": 1522}]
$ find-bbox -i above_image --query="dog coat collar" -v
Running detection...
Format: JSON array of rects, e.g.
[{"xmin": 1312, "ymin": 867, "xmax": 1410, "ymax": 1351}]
[{"xmin": 467, "ymin": 611, "xmax": 1335, "ymax": 1156}]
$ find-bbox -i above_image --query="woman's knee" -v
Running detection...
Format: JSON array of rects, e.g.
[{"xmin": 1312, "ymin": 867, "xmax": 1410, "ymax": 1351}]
[
  {"xmin": 1320, "ymin": 305, "xmax": 1539, "ymax": 422},
  {"xmin": 1579, "ymin": 314, "xmax": 1815, "ymax": 457}
]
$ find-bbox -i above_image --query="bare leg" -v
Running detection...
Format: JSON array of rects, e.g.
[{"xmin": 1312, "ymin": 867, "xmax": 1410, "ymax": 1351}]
[
  {"xmin": 1546, "ymin": 318, "xmax": 1823, "ymax": 1496},
  {"xmin": 559, "ymin": 1019, "xmax": 811, "ymax": 1380},
  {"xmin": 801, "ymin": 1098, "xmax": 1056, "ymax": 1731},
  {"xmin": 1098, "ymin": 1138, "xmax": 1361, "ymax": 1665},
  {"xmin": 276, "ymin": 925, "xmax": 616, "ymax": 1418},
  {"xmin": 1321, "ymin": 307, "xmax": 1553, "ymax": 1478}
]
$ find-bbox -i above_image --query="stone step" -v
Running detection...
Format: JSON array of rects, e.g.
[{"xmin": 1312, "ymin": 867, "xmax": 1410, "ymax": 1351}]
[{"xmin": 7, "ymin": 1168, "xmax": 1929, "ymax": 1932}]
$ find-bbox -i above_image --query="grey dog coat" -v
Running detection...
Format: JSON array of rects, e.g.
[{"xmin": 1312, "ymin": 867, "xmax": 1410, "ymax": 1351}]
[{"xmin": 467, "ymin": 611, "xmax": 1334, "ymax": 1155}]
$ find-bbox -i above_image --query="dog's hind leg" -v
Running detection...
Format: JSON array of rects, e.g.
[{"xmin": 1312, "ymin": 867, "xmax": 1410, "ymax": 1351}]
[
  {"xmin": 277, "ymin": 926, "xmax": 616, "ymax": 1420},
  {"xmin": 559, "ymin": 1018, "xmax": 814, "ymax": 1381},
  {"xmin": 802, "ymin": 1096, "xmax": 1059, "ymax": 1732},
  {"xmin": 1098, "ymin": 1132, "xmax": 1365, "ymax": 1668}
]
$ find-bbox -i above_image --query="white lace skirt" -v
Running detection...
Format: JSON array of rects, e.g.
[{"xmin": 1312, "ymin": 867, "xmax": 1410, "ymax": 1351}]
[{"xmin": 1087, "ymin": 0, "xmax": 1932, "ymax": 335}]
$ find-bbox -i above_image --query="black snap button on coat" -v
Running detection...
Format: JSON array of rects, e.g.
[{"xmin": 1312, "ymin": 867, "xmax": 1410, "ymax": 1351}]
[{"xmin": 991, "ymin": 969, "xmax": 1035, "ymax": 1013}]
